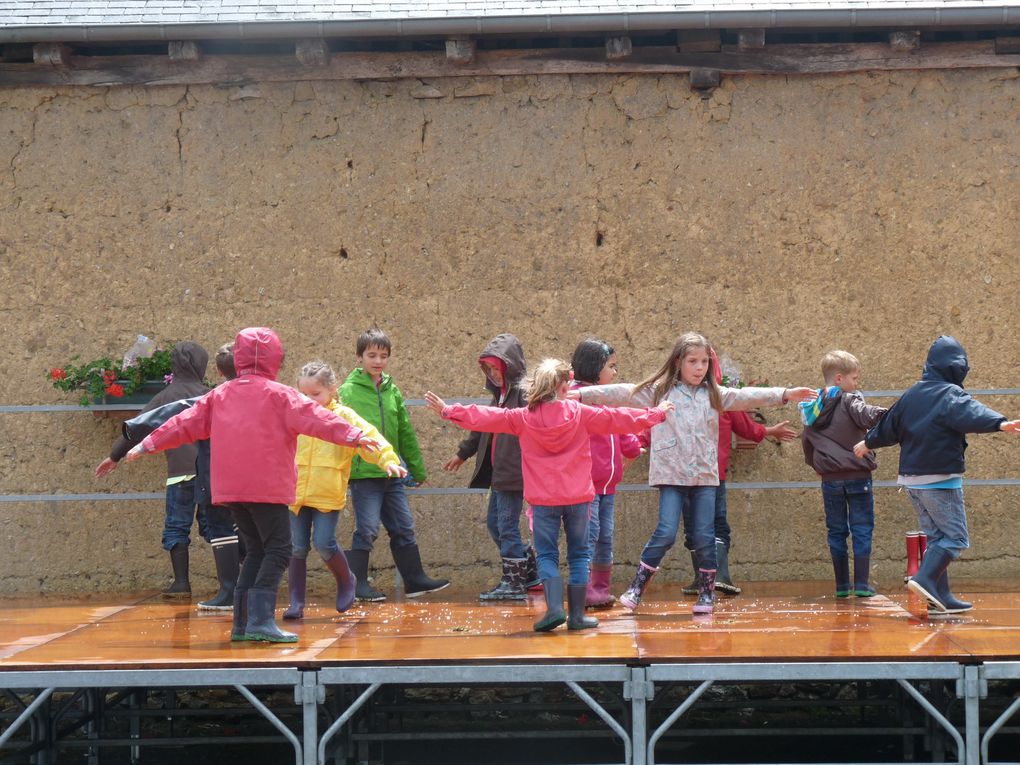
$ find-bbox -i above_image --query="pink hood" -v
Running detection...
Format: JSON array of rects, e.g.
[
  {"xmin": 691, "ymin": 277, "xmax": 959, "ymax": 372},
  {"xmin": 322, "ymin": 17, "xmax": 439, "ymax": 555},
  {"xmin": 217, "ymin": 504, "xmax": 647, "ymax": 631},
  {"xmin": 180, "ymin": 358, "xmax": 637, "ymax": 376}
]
[{"xmin": 233, "ymin": 327, "xmax": 283, "ymax": 380}]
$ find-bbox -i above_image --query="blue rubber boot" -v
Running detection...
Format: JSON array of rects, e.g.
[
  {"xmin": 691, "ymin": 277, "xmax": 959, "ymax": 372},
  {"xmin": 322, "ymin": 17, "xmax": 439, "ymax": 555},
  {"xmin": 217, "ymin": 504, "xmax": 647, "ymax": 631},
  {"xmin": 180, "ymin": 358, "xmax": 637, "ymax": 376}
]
[
  {"xmin": 934, "ymin": 569, "xmax": 972, "ymax": 614},
  {"xmin": 831, "ymin": 552, "xmax": 851, "ymax": 598},
  {"xmin": 853, "ymin": 555, "xmax": 875, "ymax": 597},
  {"xmin": 906, "ymin": 546, "xmax": 953, "ymax": 613},
  {"xmin": 244, "ymin": 588, "xmax": 298, "ymax": 643}
]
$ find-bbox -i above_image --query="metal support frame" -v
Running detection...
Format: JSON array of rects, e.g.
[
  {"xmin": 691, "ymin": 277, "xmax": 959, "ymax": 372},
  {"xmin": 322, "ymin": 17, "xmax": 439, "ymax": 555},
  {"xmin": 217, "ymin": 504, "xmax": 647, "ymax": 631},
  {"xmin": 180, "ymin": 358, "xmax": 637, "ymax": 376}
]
[
  {"xmin": 642, "ymin": 662, "xmax": 968, "ymax": 765},
  {"xmin": 980, "ymin": 662, "xmax": 1020, "ymax": 765}
]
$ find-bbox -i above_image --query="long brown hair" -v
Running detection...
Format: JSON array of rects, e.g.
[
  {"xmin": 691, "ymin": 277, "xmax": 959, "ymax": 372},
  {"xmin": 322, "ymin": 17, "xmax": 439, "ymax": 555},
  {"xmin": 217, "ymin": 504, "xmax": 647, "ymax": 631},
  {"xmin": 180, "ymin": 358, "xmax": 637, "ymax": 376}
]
[{"xmin": 633, "ymin": 332, "xmax": 723, "ymax": 412}]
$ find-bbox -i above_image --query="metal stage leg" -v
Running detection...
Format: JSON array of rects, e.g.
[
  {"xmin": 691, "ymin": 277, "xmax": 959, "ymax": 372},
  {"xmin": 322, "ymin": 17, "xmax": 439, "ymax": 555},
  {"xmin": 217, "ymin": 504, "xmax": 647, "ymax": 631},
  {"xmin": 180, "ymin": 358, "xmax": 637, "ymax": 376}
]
[
  {"xmin": 317, "ymin": 682, "xmax": 382, "ymax": 765},
  {"xmin": 895, "ymin": 678, "xmax": 966, "ymax": 765},
  {"xmin": 233, "ymin": 683, "xmax": 304, "ymax": 765},
  {"xmin": 0, "ymin": 688, "xmax": 54, "ymax": 751},
  {"xmin": 959, "ymin": 665, "xmax": 983, "ymax": 765},
  {"xmin": 296, "ymin": 671, "xmax": 323, "ymax": 765},
  {"xmin": 981, "ymin": 669, "xmax": 1020, "ymax": 765},
  {"xmin": 565, "ymin": 680, "xmax": 633, "ymax": 765},
  {"xmin": 646, "ymin": 679, "xmax": 714, "ymax": 765},
  {"xmin": 625, "ymin": 667, "xmax": 653, "ymax": 765}
]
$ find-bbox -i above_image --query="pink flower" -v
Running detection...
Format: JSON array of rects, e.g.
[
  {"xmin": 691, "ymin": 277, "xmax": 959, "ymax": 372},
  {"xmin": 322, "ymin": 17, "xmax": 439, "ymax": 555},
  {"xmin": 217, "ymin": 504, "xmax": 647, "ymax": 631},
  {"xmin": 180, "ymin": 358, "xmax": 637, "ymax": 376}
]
[{"xmin": 164, "ymin": 374, "xmax": 174, "ymax": 384}]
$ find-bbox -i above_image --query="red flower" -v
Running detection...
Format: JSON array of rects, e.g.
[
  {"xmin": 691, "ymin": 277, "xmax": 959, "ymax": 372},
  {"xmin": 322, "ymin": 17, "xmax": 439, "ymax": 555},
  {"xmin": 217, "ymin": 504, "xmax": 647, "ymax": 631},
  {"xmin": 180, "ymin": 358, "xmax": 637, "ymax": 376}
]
[
  {"xmin": 104, "ymin": 383, "xmax": 125, "ymax": 398},
  {"xmin": 102, "ymin": 369, "xmax": 117, "ymax": 384},
  {"xmin": 50, "ymin": 367, "xmax": 67, "ymax": 381}
]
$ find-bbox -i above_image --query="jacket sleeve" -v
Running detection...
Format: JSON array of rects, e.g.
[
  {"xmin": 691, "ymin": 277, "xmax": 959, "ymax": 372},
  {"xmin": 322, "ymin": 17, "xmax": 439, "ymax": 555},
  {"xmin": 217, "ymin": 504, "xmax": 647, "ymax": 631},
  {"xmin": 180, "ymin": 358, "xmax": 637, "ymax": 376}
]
[
  {"xmin": 441, "ymin": 404, "xmax": 522, "ymax": 434},
  {"xmin": 142, "ymin": 396, "xmax": 213, "ymax": 454},
  {"xmin": 620, "ymin": 433, "xmax": 643, "ymax": 459},
  {"xmin": 844, "ymin": 393, "xmax": 888, "ymax": 431},
  {"xmin": 864, "ymin": 401, "xmax": 901, "ymax": 449},
  {"xmin": 336, "ymin": 405, "xmax": 401, "ymax": 473},
  {"xmin": 284, "ymin": 392, "xmax": 364, "ymax": 446},
  {"xmin": 729, "ymin": 410, "xmax": 767, "ymax": 442},
  {"xmin": 456, "ymin": 428, "xmax": 482, "ymax": 461},
  {"xmin": 719, "ymin": 386, "xmax": 786, "ymax": 411},
  {"xmin": 943, "ymin": 389, "xmax": 1007, "ymax": 434},
  {"xmin": 394, "ymin": 389, "xmax": 427, "ymax": 483},
  {"xmin": 581, "ymin": 405, "xmax": 667, "ymax": 435},
  {"xmin": 579, "ymin": 383, "xmax": 654, "ymax": 407}
]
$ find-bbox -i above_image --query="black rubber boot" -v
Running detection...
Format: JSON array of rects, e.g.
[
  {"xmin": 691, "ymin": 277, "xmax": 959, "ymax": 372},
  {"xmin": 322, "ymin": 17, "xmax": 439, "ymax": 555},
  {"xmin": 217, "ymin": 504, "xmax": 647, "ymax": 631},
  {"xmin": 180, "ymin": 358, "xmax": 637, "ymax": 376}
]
[
  {"xmin": 392, "ymin": 543, "xmax": 450, "ymax": 598},
  {"xmin": 162, "ymin": 543, "xmax": 192, "ymax": 599},
  {"xmin": 347, "ymin": 549, "xmax": 386, "ymax": 602},
  {"xmin": 533, "ymin": 576, "xmax": 566, "ymax": 632},
  {"xmin": 567, "ymin": 584, "xmax": 598, "ymax": 631},
  {"xmin": 230, "ymin": 588, "xmax": 248, "ymax": 641},
  {"xmin": 934, "ymin": 569, "xmax": 972, "ymax": 614},
  {"xmin": 244, "ymin": 588, "xmax": 298, "ymax": 643},
  {"xmin": 197, "ymin": 543, "xmax": 239, "ymax": 611},
  {"xmin": 906, "ymin": 546, "xmax": 954, "ymax": 613},
  {"xmin": 524, "ymin": 545, "xmax": 543, "ymax": 590},
  {"xmin": 282, "ymin": 557, "xmax": 307, "ymax": 620},
  {"xmin": 681, "ymin": 551, "xmax": 698, "ymax": 596},
  {"xmin": 831, "ymin": 551, "xmax": 851, "ymax": 597},
  {"xmin": 715, "ymin": 540, "xmax": 741, "ymax": 596},
  {"xmin": 620, "ymin": 562, "xmax": 658, "ymax": 610},
  {"xmin": 324, "ymin": 549, "xmax": 358, "ymax": 613},
  {"xmin": 480, "ymin": 557, "xmax": 527, "ymax": 601},
  {"xmin": 853, "ymin": 554, "xmax": 875, "ymax": 597}
]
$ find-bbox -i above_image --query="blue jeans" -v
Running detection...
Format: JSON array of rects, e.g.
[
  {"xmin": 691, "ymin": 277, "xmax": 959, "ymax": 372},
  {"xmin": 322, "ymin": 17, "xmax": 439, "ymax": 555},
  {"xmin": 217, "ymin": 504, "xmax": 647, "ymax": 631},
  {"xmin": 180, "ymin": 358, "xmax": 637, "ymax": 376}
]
[
  {"xmin": 643, "ymin": 485, "xmax": 717, "ymax": 569},
  {"xmin": 349, "ymin": 478, "xmax": 417, "ymax": 553},
  {"xmin": 821, "ymin": 478, "xmax": 875, "ymax": 558},
  {"xmin": 587, "ymin": 494, "xmax": 616, "ymax": 566},
  {"xmin": 714, "ymin": 480, "xmax": 731, "ymax": 549},
  {"xmin": 290, "ymin": 506, "xmax": 340, "ymax": 561},
  {"xmin": 532, "ymin": 503, "xmax": 591, "ymax": 585},
  {"xmin": 906, "ymin": 487, "xmax": 969, "ymax": 559},
  {"xmin": 486, "ymin": 490, "xmax": 526, "ymax": 559}
]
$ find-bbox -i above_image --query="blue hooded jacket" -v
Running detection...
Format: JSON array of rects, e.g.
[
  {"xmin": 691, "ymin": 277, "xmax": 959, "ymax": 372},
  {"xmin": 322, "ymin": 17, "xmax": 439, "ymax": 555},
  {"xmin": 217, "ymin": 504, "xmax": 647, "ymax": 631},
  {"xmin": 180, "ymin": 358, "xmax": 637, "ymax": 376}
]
[{"xmin": 864, "ymin": 336, "xmax": 1005, "ymax": 475}]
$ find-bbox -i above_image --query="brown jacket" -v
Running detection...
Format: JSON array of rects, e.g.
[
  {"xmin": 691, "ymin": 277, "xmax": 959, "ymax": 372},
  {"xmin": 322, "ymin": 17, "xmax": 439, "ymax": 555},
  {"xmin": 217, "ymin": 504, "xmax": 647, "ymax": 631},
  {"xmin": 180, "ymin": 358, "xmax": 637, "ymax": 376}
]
[{"xmin": 801, "ymin": 391, "xmax": 886, "ymax": 481}]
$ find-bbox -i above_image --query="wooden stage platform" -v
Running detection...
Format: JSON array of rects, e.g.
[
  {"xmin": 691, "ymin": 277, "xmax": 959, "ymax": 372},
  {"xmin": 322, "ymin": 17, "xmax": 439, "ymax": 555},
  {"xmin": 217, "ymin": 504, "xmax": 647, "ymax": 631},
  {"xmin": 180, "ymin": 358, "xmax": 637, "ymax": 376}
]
[{"xmin": 3, "ymin": 581, "xmax": 1020, "ymax": 764}]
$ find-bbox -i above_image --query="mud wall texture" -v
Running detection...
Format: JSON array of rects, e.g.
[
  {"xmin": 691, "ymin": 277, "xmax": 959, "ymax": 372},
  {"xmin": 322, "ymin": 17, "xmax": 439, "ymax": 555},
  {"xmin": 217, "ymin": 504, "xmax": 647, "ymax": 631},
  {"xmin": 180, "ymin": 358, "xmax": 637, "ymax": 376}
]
[{"xmin": 2, "ymin": 68, "xmax": 1020, "ymax": 594}]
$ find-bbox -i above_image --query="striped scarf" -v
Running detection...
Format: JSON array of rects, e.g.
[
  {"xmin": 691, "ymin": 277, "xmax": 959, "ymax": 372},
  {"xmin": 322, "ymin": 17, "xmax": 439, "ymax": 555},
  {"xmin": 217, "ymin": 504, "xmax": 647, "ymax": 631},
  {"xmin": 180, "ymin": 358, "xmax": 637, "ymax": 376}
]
[{"xmin": 799, "ymin": 386, "xmax": 841, "ymax": 426}]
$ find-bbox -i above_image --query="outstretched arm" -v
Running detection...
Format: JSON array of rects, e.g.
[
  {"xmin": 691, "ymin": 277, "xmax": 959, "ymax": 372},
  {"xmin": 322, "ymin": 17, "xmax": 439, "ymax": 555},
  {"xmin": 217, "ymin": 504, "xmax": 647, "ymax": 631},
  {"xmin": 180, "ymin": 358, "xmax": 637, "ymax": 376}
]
[{"xmin": 426, "ymin": 391, "xmax": 521, "ymax": 435}]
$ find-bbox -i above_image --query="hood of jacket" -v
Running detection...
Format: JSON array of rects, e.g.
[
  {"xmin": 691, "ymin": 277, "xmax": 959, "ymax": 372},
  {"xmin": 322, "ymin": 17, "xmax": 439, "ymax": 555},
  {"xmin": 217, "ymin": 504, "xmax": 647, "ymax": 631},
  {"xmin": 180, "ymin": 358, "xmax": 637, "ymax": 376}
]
[
  {"xmin": 921, "ymin": 335, "xmax": 969, "ymax": 387},
  {"xmin": 171, "ymin": 341, "xmax": 208, "ymax": 384},
  {"xmin": 479, "ymin": 333, "xmax": 526, "ymax": 396},
  {"xmin": 521, "ymin": 400, "xmax": 586, "ymax": 452},
  {"xmin": 233, "ymin": 327, "xmax": 283, "ymax": 380}
]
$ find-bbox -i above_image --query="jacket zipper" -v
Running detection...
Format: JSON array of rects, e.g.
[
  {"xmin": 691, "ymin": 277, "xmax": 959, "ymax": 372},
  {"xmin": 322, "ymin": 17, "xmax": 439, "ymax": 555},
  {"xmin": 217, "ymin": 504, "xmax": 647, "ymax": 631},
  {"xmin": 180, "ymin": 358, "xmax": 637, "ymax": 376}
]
[{"xmin": 601, "ymin": 436, "xmax": 616, "ymax": 495}]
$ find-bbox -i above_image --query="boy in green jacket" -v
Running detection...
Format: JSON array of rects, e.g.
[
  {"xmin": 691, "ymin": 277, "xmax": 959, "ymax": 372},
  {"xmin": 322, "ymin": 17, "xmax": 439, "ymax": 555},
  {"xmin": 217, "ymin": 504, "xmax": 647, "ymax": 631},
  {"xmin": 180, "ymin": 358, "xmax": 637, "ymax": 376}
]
[{"xmin": 341, "ymin": 328, "xmax": 450, "ymax": 601}]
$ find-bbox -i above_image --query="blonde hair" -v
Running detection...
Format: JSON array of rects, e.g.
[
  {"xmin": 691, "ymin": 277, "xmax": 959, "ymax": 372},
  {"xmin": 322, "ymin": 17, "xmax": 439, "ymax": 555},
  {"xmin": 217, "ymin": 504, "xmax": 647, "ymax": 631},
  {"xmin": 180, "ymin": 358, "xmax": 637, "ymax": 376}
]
[
  {"xmin": 821, "ymin": 350, "xmax": 860, "ymax": 384},
  {"xmin": 634, "ymin": 332, "xmax": 722, "ymax": 412},
  {"xmin": 526, "ymin": 358, "xmax": 572, "ymax": 410},
  {"xmin": 297, "ymin": 360, "xmax": 338, "ymax": 389}
]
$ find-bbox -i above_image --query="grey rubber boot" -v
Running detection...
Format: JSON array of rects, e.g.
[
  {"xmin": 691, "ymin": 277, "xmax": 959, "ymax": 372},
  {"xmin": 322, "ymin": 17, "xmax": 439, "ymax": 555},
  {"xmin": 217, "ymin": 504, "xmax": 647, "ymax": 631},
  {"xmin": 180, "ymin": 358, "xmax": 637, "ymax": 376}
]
[
  {"xmin": 244, "ymin": 588, "xmax": 298, "ymax": 643},
  {"xmin": 533, "ymin": 576, "xmax": 566, "ymax": 632},
  {"xmin": 162, "ymin": 543, "xmax": 191, "ymax": 599},
  {"xmin": 347, "ymin": 549, "xmax": 386, "ymax": 602},
  {"xmin": 197, "ymin": 543, "xmax": 239, "ymax": 611},
  {"xmin": 567, "ymin": 584, "xmax": 599, "ymax": 631},
  {"xmin": 230, "ymin": 588, "xmax": 248, "ymax": 641}
]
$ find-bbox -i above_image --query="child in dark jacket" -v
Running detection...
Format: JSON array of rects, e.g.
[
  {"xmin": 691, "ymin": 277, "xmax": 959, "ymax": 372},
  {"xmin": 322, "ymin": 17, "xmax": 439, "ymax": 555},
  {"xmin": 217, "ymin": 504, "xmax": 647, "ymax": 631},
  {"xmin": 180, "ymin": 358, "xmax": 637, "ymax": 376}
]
[
  {"xmin": 441, "ymin": 333, "xmax": 537, "ymax": 601},
  {"xmin": 855, "ymin": 336, "xmax": 1020, "ymax": 614},
  {"xmin": 801, "ymin": 351, "xmax": 887, "ymax": 598}
]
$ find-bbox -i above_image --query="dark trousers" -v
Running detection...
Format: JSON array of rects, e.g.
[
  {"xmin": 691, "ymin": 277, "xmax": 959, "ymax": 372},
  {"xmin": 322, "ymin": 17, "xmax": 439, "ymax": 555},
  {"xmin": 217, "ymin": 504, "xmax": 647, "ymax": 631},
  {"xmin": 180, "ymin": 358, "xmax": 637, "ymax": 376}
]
[{"xmin": 229, "ymin": 503, "xmax": 291, "ymax": 591}]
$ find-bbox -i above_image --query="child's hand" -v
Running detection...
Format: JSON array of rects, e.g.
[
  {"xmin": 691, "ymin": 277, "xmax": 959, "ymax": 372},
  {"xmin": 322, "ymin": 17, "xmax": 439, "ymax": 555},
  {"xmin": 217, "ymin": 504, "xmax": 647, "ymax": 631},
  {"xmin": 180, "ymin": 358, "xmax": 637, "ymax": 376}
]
[
  {"xmin": 385, "ymin": 463, "xmax": 409, "ymax": 478},
  {"xmin": 765, "ymin": 421, "xmax": 797, "ymax": 442},
  {"xmin": 784, "ymin": 387, "xmax": 818, "ymax": 404},
  {"xmin": 424, "ymin": 391, "xmax": 446, "ymax": 415},
  {"xmin": 124, "ymin": 444, "xmax": 146, "ymax": 463},
  {"xmin": 95, "ymin": 458, "xmax": 119, "ymax": 478},
  {"xmin": 852, "ymin": 440, "xmax": 870, "ymax": 458},
  {"xmin": 357, "ymin": 436, "xmax": 382, "ymax": 453},
  {"xmin": 1001, "ymin": 419, "xmax": 1020, "ymax": 434},
  {"xmin": 656, "ymin": 400, "xmax": 675, "ymax": 413},
  {"xmin": 443, "ymin": 455, "xmax": 465, "ymax": 472}
]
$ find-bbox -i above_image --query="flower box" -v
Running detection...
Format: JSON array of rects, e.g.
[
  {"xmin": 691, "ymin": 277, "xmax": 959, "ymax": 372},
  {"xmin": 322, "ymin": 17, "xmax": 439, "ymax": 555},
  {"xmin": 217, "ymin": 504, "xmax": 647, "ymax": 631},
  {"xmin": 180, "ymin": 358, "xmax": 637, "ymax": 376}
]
[{"xmin": 94, "ymin": 379, "xmax": 167, "ymax": 406}]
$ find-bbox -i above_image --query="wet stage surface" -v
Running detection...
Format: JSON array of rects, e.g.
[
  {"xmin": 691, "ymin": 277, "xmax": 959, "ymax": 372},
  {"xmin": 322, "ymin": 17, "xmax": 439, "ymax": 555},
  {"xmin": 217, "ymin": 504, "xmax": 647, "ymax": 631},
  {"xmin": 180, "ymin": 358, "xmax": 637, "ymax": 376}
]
[{"xmin": 2, "ymin": 580, "xmax": 1019, "ymax": 671}]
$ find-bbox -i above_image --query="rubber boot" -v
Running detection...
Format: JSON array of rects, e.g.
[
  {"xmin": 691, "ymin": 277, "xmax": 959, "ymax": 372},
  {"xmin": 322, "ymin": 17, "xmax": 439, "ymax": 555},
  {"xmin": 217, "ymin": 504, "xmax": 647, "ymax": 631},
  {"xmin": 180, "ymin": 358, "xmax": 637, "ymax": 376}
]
[
  {"xmin": 347, "ymin": 549, "xmax": 386, "ymax": 602},
  {"xmin": 533, "ymin": 576, "xmax": 566, "ymax": 632},
  {"xmin": 681, "ymin": 551, "xmax": 698, "ymax": 596},
  {"xmin": 324, "ymin": 549, "xmax": 357, "ymax": 613},
  {"xmin": 853, "ymin": 554, "xmax": 875, "ymax": 597},
  {"xmin": 831, "ymin": 551, "xmax": 851, "ymax": 597},
  {"xmin": 904, "ymin": 532, "xmax": 921, "ymax": 582},
  {"xmin": 715, "ymin": 540, "xmax": 741, "ymax": 596},
  {"xmin": 692, "ymin": 569, "xmax": 717, "ymax": 615},
  {"xmin": 934, "ymin": 569, "xmax": 972, "ymax": 614},
  {"xmin": 230, "ymin": 588, "xmax": 248, "ymax": 641},
  {"xmin": 585, "ymin": 563, "xmax": 615, "ymax": 609},
  {"xmin": 480, "ymin": 557, "xmax": 527, "ymax": 601},
  {"xmin": 906, "ymin": 546, "xmax": 954, "ymax": 614},
  {"xmin": 524, "ymin": 545, "xmax": 544, "ymax": 591},
  {"xmin": 244, "ymin": 588, "xmax": 298, "ymax": 643},
  {"xmin": 162, "ymin": 543, "xmax": 192, "ymax": 599},
  {"xmin": 197, "ymin": 543, "xmax": 239, "ymax": 611},
  {"xmin": 392, "ymin": 543, "xmax": 450, "ymax": 598},
  {"xmin": 567, "ymin": 584, "xmax": 599, "ymax": 630},
  {"xmin": 619, "ymin": 562, "xmax": 658, "ymax": 611},
  {"xmin": 282, "ymin": 557, "xmax": 307, "ymax": 620}
]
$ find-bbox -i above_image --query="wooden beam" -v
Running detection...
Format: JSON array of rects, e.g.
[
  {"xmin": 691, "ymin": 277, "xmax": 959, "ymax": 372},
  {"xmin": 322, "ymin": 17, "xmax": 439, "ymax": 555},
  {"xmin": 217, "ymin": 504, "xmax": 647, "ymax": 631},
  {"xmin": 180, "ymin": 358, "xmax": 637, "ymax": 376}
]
[
  {"xmin": 738, "ymin": 29, "xmax": 766, "ymax": 51},
  {"xmin": 2, "ymin": 41, "xmax": 1019, "ymax": 88},
  {"xmin": 168, "ymin": 41, "xmax": 201, "ymax": 61},
  {"xmin": 889, "ymin": 30, "xmax": 921, "ymax": 52},
  {"xmin": 606, "ymin": 36, "xmax": 632, "ymax": 61},
  {"xmin": 445, "ymin": 37, "xmax": 476, "ymax": 65},
  {"xmin": 689, "ymin": 67, "xmax": 721, "ymax": 90},
  {"xmin": 32, "ymin": 42, "xmax": 70, "ymax": 67},
  {"xmin": 295, "ymin": 38, "xmax": 328, "ymax": 67},
  {"xmin": 676, "ymin": 30, "xmax": 721, "ymax": 53}
]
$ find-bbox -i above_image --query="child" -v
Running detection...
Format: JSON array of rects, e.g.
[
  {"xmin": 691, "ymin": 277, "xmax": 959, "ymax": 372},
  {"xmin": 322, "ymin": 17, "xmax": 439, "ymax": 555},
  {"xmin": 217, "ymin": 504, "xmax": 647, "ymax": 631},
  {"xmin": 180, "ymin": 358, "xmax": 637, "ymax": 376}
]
[
  {"xmin": 125, "ymin": 328, "xmax": 381, "ymax": 643},
  {"xmin": 440, "ymin": 333, "xmax": 536, "ymax": 601},
  {"xmin": 284, "ymin": 361, "xmax": 407, "ymax": 620},
  {"xmin": 682, "ymin": 347, "xmax": 798, "ymax": 597},
  {"xmin": 425, "ymin": 359, "xmax": 671, "ymax": 632},
  {"xmin": 575, "ymin": 332, "xmax": 817, "ymax": 615},
  {"xmin": 340, "ymin": 328, "xmax": 449, "ymax": 601},
  {"xmin": 569, "ymin": 338, "xmax": 643, "ymax": 609},
  {"xmin": 800, "ymin": 351, "xmax": 887, "ymax": 598},
  {"xmin": 95, "ymin": 341, "xmax": 218, "ymax": 599},
  {"xmin": 855, "ymin": 336, "xmax": 1020, "ymax": 614}
]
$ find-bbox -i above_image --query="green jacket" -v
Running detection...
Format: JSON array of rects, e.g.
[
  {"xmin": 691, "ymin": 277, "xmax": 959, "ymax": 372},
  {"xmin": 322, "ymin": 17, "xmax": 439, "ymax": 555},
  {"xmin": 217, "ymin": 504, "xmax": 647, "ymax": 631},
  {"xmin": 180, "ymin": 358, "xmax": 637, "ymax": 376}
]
[{"xmin": 340, "ymin": 368, "xmax": 427, "ymax": 483}]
